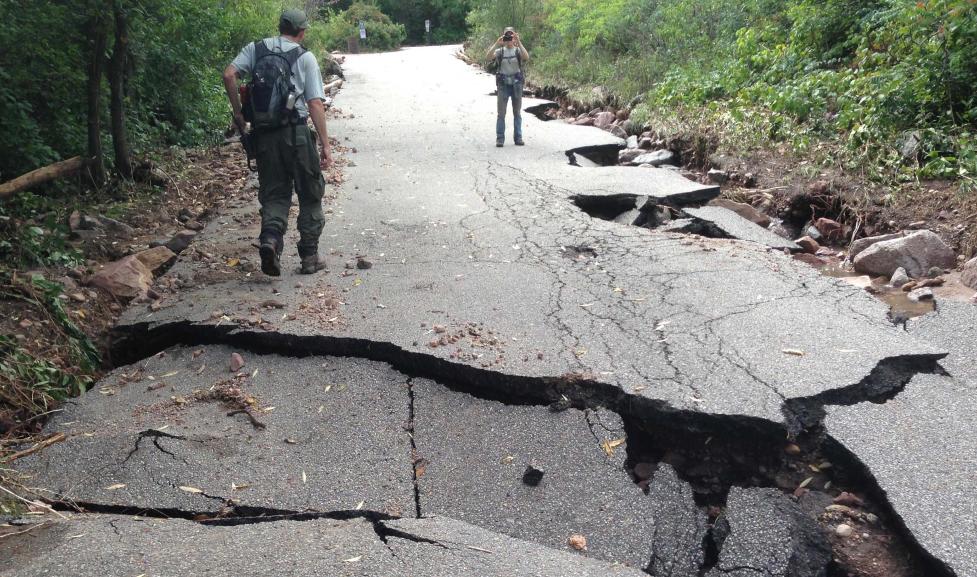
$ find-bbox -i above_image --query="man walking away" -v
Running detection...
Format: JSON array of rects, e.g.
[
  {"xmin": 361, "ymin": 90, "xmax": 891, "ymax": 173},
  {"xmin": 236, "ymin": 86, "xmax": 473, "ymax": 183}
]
[
  {"xmin": 222, "ymin": 9, "xmax": 332, "ymax": 276},
  {"xmin": 487, "ymin": 27, "xmax": 529, "ymax": 147}
]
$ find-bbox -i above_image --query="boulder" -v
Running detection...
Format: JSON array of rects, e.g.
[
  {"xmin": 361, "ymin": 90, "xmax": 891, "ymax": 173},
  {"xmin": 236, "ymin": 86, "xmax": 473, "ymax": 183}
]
[
  {"xmin": 573, "ymin": 117, "xmax": 595, "ymax": 127},
  {"xmin": 89, "ymin": 256, "xmax": 153, "ymax": 299},
  {"xmin": 625, "ymin": 135, "xmax": 639, "ymax": 149},
  {"xmin": 134, "ymin": 246, "xmax": 177, "ymax": 274},
  {"xmin": 594, "ymin": 111, "xmax": 616, "ymax": 129},
  {"xmin": 795, "ymin": 236, "xmax": 821, "ymax": 255},
  {"xmin": 962, "ymin": 257, "xmax": 977, "ymax": 290},
  {"xmin": 708, "ymin": 198, "xmax": 771, "ymax": 228},
  {"xmin": 853, "ymin": 230, "xmax": 956, "ymax": 278},
  {"xmin": 610, "ymin": 125, "xmax": 628, "ymax": 139},
  {"xmin": 631, "ymin": 149, "xmax": 675, "ymax": 167},
  {"xmin": 849, "ymin": 232, "xmax": 905, "ymax": 260},
  {"xmin": 165, "ymin": 229, "xmax": 198, "ymax": 254},
  {"xmin": 638, "ymin": 137, "xmax": 654, "ymax": 150}
]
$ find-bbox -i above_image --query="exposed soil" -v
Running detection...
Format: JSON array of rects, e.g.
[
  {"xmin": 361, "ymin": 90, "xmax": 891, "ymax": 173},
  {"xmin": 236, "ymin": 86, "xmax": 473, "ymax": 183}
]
[{"xmin": 0, "ymin": 135, "xmax": 350, "ymax": 442}]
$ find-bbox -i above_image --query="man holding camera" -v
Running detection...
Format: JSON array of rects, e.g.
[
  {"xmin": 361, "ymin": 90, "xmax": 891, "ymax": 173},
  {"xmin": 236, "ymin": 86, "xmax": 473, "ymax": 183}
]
[
  {"xmin": 487, "ymin": 27, "xmax": 530, "ymax": 147},
  {"xmin": 222, "ymin": 9, "xmax": 331, "ymax": 276}
]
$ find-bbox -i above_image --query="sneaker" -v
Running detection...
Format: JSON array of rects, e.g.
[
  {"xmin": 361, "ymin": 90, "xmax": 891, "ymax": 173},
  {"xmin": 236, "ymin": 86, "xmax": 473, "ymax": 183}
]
[
  {"xmin": 514, "ymin": 139, "xmax": 525, "ymax": 146},
  {"xmin": 299, "ymin": 254, "xmax": 328, "ymax": 275},
  {"xmin": 496, "ymin": 139, "xmax": 504, "ymax": 147},
  {"xmin": 259, "ymin": 240, "xmax": 281, "ymax": 277}
]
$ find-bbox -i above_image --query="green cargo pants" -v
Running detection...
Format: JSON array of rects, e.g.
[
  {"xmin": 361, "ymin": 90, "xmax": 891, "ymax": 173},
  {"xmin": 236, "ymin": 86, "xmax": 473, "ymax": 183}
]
[{"xmin": 254, "ymin": 123, "xmax": 326, "ymax": 257}]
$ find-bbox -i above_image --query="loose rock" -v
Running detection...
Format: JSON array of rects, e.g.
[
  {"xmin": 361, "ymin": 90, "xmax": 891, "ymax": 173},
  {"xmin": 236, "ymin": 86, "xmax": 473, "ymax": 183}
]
[
  {"xmin": 796, "ymin": 236, "xmax": 821, "ymax": 255},
  {"xmin": 814, "ymin": 217, "xmax": 844, "ymax": 242},
  {"xmin": 593, "ymin": 111, "xmax": 616, "ymax": 129},
  {"xmin": 853, "ymin": 230, "xmax": 956, "ymax": 278},
  {"xmin": 707, "ymin": 169, "xmax": 729, "ymax": 184},
  {"xmin": 165, "ymin": 229, "xmax": 199, "ymax": 254},
  {"xmin": 618, "ymin": 149, "xmax": 644, "ymax": 164},
  {"xmin": 889, "ymin": 267, "xmax": 910, "ymax": 288},
  {"xmin": 229, "ymin": 352, "xmax": 245, "ymax": 372},
  {"xmin": 568, "ymin": 534, "xmax": 587, "ymax": 551},
  {"xmin": 962, "ymin": 256, "xmax": 977, "ymax": 290},
  {"xmin": 89, "ymin": 256, "xmax": 153, "ymax": 300},
  {"xmin": 835, "ymin": 523, "xmax": 854, "ymax": 538},
  {"xmin": 631, "ymin": 149, "xmax": 675, "ymax": 167},
  {"xmin": 908, "ymin": 287, "xmax": 934, "ymax": 302},
  {"xmin": 134, "ymin": 246, "xmax": 177, "ymax": 274}
]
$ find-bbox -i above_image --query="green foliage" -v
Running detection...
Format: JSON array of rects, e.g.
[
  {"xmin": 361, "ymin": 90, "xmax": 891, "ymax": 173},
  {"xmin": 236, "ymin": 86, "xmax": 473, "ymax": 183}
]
[
  {"xmin": 306, "ymin": 2, "xmax": 406, "ymax": 52},
  {"xmin": 0, "ymin": 274, "xmax": 99, "ymax": 423},
  {"xmin": 467, "ymin": 0, "xmax": 977, "ymax": 186},
  {"xmin": 0, "ymin": 0, "xmax": 285, "ymax": 179},
  {"xmin": 0, "ymin": 192, "xmax": 83, "ymax": 269}
]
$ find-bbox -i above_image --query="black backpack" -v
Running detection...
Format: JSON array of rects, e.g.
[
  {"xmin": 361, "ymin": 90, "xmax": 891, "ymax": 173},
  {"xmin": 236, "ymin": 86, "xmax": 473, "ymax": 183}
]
[{"xmin": 244, "ymin": 40, "xmax": 306, "ymax": 130}]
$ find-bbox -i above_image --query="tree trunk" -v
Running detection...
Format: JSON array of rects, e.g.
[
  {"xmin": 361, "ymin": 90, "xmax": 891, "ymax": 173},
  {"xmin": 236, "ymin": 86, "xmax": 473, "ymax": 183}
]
[
  {"xmin": 110, "ymin": 0, "xmax": 132, "ymax": 179},
  {"xmin": 87, "ymin": 13, "xmax": 108, "ymax": 187},
  {"xmin": 0, "ymin": 157, "xmax": 86, "ymax": 200}
]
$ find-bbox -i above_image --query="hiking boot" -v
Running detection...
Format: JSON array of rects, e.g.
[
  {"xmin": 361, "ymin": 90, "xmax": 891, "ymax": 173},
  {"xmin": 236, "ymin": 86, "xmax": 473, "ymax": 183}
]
[
  {"xmin": 514, "ymin": 138, "xmax": 525, "ymax": 146},
  {"xmin": 259, "ymin": 239, "xmax": 282, "ymax": 277},
  {"xmin": 299, "ymin": 254, "xmax": 328, "ymax": 275},
  {"xmin": 496, "ymin": 139, "xmax": 504, "ymax": 147}
]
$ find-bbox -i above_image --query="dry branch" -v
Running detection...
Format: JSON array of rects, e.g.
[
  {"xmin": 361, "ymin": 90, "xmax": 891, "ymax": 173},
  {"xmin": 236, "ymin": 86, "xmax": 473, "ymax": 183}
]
[{"xmin": 0, "ymin": 157, "xmax": 86, "ymax": 199}]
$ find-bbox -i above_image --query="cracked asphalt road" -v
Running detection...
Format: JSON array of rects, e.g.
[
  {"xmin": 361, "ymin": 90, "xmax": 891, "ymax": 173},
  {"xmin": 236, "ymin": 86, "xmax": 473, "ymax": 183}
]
[{"xmin": 4, "ymin": 46, "xmax": 975, "ymax": 577}]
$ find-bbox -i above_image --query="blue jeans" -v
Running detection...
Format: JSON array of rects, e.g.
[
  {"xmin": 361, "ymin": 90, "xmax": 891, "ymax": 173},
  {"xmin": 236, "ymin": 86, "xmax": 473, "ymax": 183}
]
[{"xmin": 496, "ymin": 81, "xmax": 523, "ymax": 142}]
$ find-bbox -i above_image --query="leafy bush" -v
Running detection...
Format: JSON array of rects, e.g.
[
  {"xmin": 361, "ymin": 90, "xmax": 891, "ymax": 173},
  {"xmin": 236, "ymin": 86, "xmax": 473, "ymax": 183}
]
[
  {"xmin": 0, "ymin": 0, "xmax": 285, "ymax": 178},
  {"xmin": 306, "ymin": 2, "xmax": 406, "ymax": 52},
  {"xmin": 0, "ymin": 192, "xmax": 82, "ymax": 269},
  {"xmin": 466, "ymin": 0, "xmax": 977, "ymax": 186}
]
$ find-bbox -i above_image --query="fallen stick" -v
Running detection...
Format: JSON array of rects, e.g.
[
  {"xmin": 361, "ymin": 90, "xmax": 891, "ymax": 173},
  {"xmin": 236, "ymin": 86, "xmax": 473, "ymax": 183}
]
[
  {"xmin": 0, "ymin": 157, "xmax": 86, "ymax": 199},
  {"xmin": 0, "ymin": 433, "xmax": 67, "ymax": 464}
]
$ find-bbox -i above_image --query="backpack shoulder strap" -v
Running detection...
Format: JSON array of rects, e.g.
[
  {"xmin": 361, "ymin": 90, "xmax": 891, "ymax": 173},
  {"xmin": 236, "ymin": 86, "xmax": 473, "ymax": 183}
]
[
  {"xmin": 253, "ymin": 39, "xmax": 270, "ymax": 62},
  {"xmin": 283, "ymin": 46, "xmax": 306, "ymax": 68}
]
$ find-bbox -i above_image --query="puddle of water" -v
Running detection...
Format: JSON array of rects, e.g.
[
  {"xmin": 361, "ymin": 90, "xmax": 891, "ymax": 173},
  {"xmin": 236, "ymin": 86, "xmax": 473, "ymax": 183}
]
[
  {"xmin": 877, "ymin": 291, "xmax": 936, "ymax": 318},
  {"xmin": 819, "ymin": 262, "xmax": 935, "ymax": 319}
]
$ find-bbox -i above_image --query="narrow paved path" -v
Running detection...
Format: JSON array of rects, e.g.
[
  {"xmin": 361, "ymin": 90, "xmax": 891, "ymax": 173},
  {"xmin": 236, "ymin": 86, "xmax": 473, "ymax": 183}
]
[{"xmin": 4, "ymin": 46, "xmax": 974, "ymax": 577}]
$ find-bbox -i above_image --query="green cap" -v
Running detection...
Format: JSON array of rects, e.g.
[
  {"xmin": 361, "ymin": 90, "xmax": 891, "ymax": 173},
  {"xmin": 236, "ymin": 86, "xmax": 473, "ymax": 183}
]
[{"xmin": 280, "ymin": 8, "xmax": 309, "ymax": 31}]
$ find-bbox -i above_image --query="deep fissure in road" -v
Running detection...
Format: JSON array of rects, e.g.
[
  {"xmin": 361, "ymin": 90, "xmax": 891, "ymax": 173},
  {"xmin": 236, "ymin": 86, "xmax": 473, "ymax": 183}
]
[{"xmin": 95, "ymin": 322, "xmax": 953, "ymax": 576}]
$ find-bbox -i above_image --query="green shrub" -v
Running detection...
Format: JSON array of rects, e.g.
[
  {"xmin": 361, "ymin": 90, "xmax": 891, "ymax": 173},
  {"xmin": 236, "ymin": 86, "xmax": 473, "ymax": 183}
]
[{"xmin": 306, "ymin": 2, "xmax": 406, "ymax": 52}]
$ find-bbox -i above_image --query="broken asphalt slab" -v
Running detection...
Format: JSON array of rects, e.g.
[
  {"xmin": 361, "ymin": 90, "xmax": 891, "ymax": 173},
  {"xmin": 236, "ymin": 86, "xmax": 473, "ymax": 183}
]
[
  {"xmin": 411, "ymin": 379, "xmax": 706, "ymax": 568},
  {"xmin": 680, "ymin": 206, "xmax": 801, "ymax": 252},
  {"xmin": 15, "ymin": 345, "xmax": 415, "ymax": 517},
  {"xmin": 707, "ymin": 487, "xmax": 831, "ymax": 577},
  {"xmin": 381, "ymin": 515, "xmax": 649, "ymax": 576},
  {"xmin": 825, "ymin": 301, "xmax": 977, "ymax": 577},
  {"xmin": 0, "ymin": 514, "xmax": 648, "ymax": 577}
]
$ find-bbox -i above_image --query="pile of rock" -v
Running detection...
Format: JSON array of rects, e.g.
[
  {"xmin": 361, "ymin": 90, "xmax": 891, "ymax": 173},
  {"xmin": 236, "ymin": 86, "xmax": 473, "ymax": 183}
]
[{"xmin": 568, "ymin": 108, "xmax": 632, "ymax": 139}]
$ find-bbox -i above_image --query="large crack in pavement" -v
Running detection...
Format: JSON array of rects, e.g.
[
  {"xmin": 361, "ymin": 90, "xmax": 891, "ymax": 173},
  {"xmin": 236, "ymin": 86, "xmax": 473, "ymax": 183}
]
[{"xmin": 14, "ymin": 332, "xmax": 954, "ymax": 576}]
